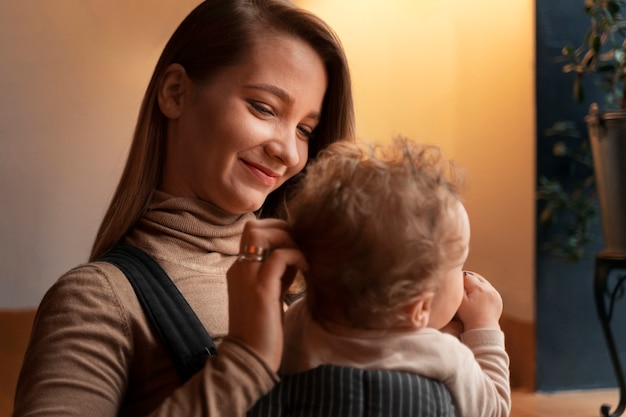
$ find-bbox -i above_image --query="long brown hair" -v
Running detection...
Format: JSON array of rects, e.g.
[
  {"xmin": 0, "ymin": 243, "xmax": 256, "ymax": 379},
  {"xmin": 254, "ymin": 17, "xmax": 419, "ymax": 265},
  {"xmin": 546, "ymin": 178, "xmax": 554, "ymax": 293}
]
[{"xmin": 90, "ymin": 0, "xmax": 354, "ymax": 261}]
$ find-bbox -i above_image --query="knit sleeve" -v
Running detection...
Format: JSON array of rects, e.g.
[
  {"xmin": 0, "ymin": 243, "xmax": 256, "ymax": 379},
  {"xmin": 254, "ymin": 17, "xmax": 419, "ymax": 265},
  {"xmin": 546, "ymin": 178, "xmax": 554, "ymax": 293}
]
[
  {"xmin": 445, "ymin": 328, "xmax": 510, "ymax": 417},
  {"xmin": 146, "ymin": 337, "xmax": 279, "ymax": 416},
  {"xmin": 12, "ymin": 264, "xmax": 133, "ymax": 417},
  {"xmin": 12, "ymin": 264, "xmax": 278, "ymax": 417}
]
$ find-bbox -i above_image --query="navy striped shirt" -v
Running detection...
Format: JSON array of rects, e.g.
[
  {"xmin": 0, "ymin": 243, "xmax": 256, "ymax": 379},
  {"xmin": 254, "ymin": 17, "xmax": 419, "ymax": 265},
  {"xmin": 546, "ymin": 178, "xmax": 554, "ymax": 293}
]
[{"xmin": 247, "ymin": 365, "xmax": 455, "ymax": 417}]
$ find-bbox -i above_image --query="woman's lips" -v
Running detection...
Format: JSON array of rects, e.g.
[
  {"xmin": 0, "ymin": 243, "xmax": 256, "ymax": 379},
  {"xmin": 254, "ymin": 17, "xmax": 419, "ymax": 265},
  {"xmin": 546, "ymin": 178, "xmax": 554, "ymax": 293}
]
[{"xmin": 244, "ymin": 160, "xmax": 280, "ymax": 186}]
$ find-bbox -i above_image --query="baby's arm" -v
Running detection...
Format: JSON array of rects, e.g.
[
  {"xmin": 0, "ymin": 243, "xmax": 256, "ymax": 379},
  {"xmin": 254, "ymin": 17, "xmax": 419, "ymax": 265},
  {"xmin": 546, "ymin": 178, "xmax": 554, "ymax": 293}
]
[{"xmin": 454, "ymin": 271, "xmax": 510, "ymax": 417}]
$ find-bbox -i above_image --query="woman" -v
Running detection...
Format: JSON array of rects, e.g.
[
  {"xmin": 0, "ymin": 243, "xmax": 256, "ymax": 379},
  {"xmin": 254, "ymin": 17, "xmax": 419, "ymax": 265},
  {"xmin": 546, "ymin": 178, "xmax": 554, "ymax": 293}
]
[{"xmin": 12, "ymin": 0, "xmax": 354, "ymax": 416}]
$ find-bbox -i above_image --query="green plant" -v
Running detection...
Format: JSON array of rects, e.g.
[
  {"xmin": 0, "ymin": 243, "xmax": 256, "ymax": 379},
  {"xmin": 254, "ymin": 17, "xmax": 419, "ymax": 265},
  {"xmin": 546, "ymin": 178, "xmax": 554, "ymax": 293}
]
[
  {"xmin": 537, "ymin": 0, "xmax": 626, "ymax": 261},
  {"xmin": 537, "ymin": 121, "xmax": 598, "ymax": 261},
  {"xmin": 559, "ymin": 0, "xmax": 626, "ymax": 109}
]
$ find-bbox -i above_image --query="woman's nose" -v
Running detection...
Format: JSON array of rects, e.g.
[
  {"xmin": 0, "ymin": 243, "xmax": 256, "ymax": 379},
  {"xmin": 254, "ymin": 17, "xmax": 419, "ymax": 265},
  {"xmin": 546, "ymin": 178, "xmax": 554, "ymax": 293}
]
[{"xmin": 265, "ymin": 127, "xmax": 301, "ymax": 167}]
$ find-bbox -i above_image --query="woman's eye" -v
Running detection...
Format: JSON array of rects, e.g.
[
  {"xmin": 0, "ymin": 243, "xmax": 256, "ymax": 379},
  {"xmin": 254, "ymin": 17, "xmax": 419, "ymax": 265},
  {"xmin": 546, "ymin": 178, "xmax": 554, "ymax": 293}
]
[
  {"xmin": 297, "ymin": 125, "xmax": 314, "ymax": 140},
  {"xmin": 250, "ymin": 101, "xmax": 274, "ymax": 116}
]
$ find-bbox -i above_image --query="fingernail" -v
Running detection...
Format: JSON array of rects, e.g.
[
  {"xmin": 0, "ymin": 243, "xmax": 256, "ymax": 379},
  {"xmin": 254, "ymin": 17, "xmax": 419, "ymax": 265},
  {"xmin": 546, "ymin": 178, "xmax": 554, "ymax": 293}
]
[{"xmin": 463, "ymin": 271, "xmax": 473, "ymax": 276}]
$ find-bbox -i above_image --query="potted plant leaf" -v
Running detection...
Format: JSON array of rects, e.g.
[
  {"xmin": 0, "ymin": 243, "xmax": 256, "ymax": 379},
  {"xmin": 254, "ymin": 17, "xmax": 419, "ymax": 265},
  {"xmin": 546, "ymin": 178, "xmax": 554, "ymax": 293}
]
[
  {"xmin": 537, "ymin": 120, "xmax": 597, "ymax": 261},
  {"xmin": 542, "ymin": 0, "xmax": 626, "ymax": 257}
]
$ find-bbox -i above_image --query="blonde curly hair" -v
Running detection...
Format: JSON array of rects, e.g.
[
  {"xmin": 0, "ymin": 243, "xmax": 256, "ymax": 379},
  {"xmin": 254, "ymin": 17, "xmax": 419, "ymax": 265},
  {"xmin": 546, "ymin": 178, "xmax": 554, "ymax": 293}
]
[{"xmin": 287, "ymin": 136, "xmax": 465, "ymax": 328}]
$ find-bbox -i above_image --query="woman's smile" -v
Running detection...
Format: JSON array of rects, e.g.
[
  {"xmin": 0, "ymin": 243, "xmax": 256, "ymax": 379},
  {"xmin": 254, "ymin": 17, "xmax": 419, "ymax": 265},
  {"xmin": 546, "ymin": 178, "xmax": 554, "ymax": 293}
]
[{"xmin": 242, "ymin": 159, "xmax": 282, "ymax": 187}]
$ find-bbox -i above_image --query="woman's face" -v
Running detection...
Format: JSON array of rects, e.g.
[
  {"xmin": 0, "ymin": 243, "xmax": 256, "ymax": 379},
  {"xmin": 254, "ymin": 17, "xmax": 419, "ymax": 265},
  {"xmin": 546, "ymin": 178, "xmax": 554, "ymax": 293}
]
[
  {"xmin": 160, "ymin": 33, "xmax": 327, "ymax": 214},
  {"xmin": 427, "ymin": 202, "xmax": 471, "ymax": 329}
]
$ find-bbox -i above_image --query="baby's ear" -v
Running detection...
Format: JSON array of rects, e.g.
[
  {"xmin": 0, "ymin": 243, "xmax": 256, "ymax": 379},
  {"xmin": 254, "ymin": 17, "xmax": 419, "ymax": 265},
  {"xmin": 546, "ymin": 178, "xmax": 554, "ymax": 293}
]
[
  {"xmin": 406, "ymin": 292, "xmax": 434, "ymax": 329},
  {"xmin": 158, "ymin": 63, "xmax": 188, "ymax": 119}
]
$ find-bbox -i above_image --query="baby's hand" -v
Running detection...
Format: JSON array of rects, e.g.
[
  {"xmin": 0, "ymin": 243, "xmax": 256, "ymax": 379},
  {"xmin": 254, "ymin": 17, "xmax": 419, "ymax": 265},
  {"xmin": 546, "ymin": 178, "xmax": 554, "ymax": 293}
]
[
  {"xmin": 456, "ymin": 271, "xmax": 503, "ymax": 331},
  {"xmin": 440, "ymin": 315, "xmax": 464, "ymax": 338}
]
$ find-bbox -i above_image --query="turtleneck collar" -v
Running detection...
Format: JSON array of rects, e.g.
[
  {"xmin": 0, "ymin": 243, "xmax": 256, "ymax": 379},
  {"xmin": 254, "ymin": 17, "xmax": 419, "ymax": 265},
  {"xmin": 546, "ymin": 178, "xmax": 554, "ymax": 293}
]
[{"xmin": 130, "ymin": 190, "xmax": 256, "ymax": 257}]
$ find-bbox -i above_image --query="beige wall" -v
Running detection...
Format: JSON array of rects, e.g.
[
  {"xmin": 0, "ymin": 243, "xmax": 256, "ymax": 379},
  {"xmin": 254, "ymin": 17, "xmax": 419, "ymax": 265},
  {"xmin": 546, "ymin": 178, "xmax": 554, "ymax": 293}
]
[{"xmin": 0, "ymin": 1, "xmax": 535, "ymax": 322}]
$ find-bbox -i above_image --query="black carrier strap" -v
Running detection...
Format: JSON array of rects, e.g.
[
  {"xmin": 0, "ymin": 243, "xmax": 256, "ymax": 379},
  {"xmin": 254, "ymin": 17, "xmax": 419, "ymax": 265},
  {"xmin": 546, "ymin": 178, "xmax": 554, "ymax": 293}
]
[{"xmin": 99, "ymin": 244, "xmax": 217, "ymax": 382}]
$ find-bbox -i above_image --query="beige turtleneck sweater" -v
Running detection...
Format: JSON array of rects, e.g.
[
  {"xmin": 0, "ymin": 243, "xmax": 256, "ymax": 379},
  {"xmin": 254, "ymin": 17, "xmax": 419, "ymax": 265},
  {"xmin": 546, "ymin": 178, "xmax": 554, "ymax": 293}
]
[{"xmin": 12, "ymin": 191, "xmax": 278, "ymax": 417}]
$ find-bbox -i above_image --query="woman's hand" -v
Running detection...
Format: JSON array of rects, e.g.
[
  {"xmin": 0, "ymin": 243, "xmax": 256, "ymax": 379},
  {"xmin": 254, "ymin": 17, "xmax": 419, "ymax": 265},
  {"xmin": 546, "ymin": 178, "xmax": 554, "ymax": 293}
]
[
  {"xmin": 456, "ymin": 271, "xmax": 503, "ymax": 331},
  {"xmin": 226, "ymin": 218, "xmax": 308, "ymax": 371}
]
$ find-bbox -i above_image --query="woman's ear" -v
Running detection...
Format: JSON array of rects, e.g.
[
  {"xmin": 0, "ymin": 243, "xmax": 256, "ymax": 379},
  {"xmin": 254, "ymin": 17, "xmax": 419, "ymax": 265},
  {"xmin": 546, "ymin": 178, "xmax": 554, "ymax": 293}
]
[
  {"xmin": 406, "ymin": 292, "xmax": 434, "ymax": 329},
  {"xmin": 158, "ymin": 63, "xmax": 188, "ymax": 119}
]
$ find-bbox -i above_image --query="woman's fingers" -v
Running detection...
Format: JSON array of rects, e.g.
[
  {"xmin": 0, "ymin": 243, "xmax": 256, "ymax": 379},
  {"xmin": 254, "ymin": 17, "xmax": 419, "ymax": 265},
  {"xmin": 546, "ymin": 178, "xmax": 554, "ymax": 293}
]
[
  {"xmin": 226, "ymin": 219, "xmax": 308, "ymax": 371},
  {"xmin": 239, "ymin": 218, "xmax": 297, "ymax": 254}
]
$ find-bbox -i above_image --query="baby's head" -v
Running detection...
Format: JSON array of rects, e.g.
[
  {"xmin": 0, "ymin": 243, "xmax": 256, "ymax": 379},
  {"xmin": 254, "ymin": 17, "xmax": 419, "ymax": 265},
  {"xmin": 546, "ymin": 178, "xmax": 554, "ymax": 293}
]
[{"xmin": 287, "ymin": 136, "xmax": 469, "ymax": 330}]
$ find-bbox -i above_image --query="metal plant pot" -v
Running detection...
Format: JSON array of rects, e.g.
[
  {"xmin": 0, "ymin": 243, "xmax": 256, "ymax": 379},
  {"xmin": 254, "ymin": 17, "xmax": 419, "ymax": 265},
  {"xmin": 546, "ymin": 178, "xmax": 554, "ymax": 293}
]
[{"xmin": 585, "ymin": 103, "xmax": 626, "ymax": 255}]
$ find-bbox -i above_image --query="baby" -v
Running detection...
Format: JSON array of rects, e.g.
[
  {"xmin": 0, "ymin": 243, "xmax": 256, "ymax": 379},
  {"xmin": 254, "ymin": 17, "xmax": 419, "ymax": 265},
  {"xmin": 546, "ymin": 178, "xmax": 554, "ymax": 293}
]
[{"xmin": 282, "ymin": 136, "xmax": 510, "ymax": 417}]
